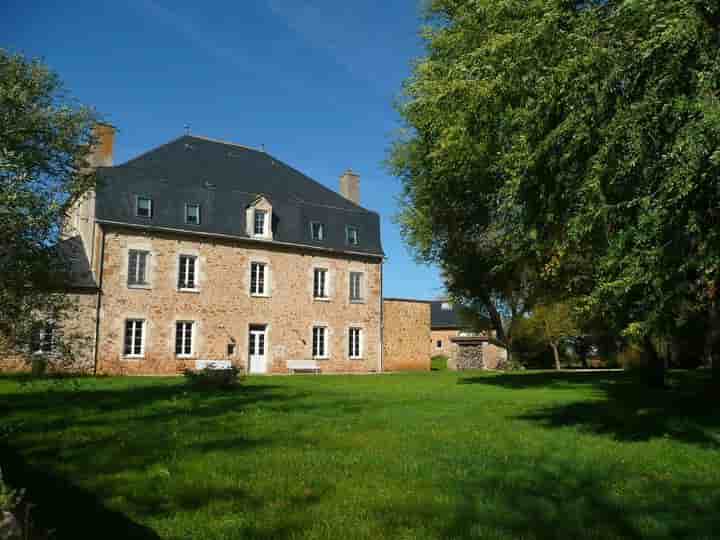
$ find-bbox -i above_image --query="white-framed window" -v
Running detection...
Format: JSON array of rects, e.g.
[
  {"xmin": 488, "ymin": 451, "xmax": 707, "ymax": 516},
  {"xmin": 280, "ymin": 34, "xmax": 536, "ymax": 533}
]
[
  {"xmin": 123, "ymin": 319, "xmax": 145, "ymax": 357},
  {"xmin": 312, "ymin": 326, "xmax": 328, "ymax": 358},
  {"xmin": 31, "ymin": 323, "xmax": 55, "ymax": 354},
  {"xmin": 349, "ymin": 272, "xmax": 363, "ymax": 301},
  {"xmin": 185, "ymin": 203, "xmax": 201, "ymax": 225},
  {"xmin": 313, "ymin": 268, "xmax": 328, "ymax": 298},
  {"xmin": 311, "ymin": 221, "xmax": 325, "ymax": 241},
  {"xmin": 136, "ymin": 196, "xmax": 153, "ymax": 218},
  {"xmin": 346, "ymin": 226, "xmax": 359, "ymax": 246},
  {"xmin": 253, "ymin": 209, "xmax": 267, "ymax": 236},
  {"xmin": 175, "ymin": 321, "xmax": 194, "ymax": 357},
  {"xmin": 348, "ymin": 327, "xmax": 362, "ymax": 359},
  {"xmin": 250, "ymin": 262, "xmax": 267, "ymax": 295},
  {"xmin": 178, "ymin": 255, "xmax": 198, "ymax": 290},
  {"xmin": 441, "ymin": 302, "xmax": 452, "ymax": 311},
  {"xmin": 127, "ymin": 249, "xmax": 149, "ymax": 286}
]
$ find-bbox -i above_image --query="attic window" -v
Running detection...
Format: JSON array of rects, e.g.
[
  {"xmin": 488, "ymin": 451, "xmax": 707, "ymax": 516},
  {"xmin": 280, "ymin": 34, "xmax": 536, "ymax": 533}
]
[
  {"xmin": 136, "ymin": 197, "xmax": 153, "ymax": 218},
  {"xmin": 311, "ymin": 222, "xmax": 325, "ymax": 241},
  {"xmin": 346, "ymin": 226, "xmax": 359, "ymax": 246},
  {"xmin": 441, "ymin": 302, "xmax": 452, "ymax": 311},
  {"xmin": 185, "ymin": 204, "xmax": 200, "ymax": 225},
  {"xmin": 254, "ymin": 210, "xmax": 267, "ymax": 236}
]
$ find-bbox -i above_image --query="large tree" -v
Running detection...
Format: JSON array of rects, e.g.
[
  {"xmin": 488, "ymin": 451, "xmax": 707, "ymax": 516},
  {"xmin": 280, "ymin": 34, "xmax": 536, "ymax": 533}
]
[
  {"xmin": 391, "ymin": 0, "xmax": 720, "ymax": 386},
  {"xmin": 0, "ymin": 49, "xmax": 98, "ymax": 356}
]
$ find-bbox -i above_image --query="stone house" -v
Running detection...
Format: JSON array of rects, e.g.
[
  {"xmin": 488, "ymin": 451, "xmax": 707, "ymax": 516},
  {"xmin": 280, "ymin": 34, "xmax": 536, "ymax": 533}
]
[
  {"xmin": 430, "ymin": 300, "xmax": 507, "ymax": 370},
  {"xmin": 50, "ymin": 124, "xmax": 392, "ymax": 375}
]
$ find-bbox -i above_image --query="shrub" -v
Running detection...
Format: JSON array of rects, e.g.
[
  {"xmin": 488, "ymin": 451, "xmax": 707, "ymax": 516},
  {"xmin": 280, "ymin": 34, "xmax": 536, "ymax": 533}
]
[
  {"xmin": 183, "ymin": 367, "xmax": 244, "ymax": 389},
  {"xmin": 431, "ymin": 355, "xmax": 448, "ymax": 371}
]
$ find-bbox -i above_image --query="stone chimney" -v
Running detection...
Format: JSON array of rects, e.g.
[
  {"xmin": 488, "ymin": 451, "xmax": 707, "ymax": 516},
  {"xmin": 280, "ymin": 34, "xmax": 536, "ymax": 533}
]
[
  {"xmin": 339, "ymin": 169, "xmax": 360, "ymax": 205},
  {"xmin": 88, "ymin": 123, "xmax": 115, "ymax": 167}
]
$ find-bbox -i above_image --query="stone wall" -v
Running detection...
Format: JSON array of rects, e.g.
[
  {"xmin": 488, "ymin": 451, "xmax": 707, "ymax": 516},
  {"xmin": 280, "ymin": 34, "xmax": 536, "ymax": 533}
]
[
  {"xmin": 0, "ymin": 291, "xmax": 98, "ymax": 374},
  {"xmin": 430, "ymin": 329, "xmax": 459, "ymax": 357},
  {"xmin": 382, "ymin": 299, "xmax": 431, "ymax": 371},
  {"xmin": 95, "ymin": 226, "xmax": 382, "ymax": 375},
  {"xmin": 448, "ymin": 337, "xmax": 485, "ymax": 370}
]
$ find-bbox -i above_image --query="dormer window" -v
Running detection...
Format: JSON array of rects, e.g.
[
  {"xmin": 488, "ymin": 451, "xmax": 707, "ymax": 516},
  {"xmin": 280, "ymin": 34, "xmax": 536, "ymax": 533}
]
[
  {"xmin": 311, "ymin": 222, "xmax": 325, "ymax": 241},
  {"xmin": 254, "ymin": 210, "xmax": 267, "ymax": 236},
  {"xmin": 441, "ymin": 302, "xmax": 452, "ymax": 311},
  {"xmin": 246, "ymin": 195, "xmax": 273, "ymax": 240},
  {"xmin": 185, "ymin": 203, "xmax": 200, "ymax": 225},
  {"xmin": 136, "ymin": 197, "xmax": 153, "ymax": 218},
  {"xmin": 346, "ymin": 226, "xmax": 359, "ymax": 246}
]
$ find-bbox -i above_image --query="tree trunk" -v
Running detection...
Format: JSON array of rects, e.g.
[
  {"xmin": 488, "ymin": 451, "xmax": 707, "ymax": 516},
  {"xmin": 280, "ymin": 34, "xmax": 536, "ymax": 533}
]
[
  {"xmin": 551, "ymin": 343, "xmax": 561, "ymax": 370},
  {"xmin": 707, "ymin": 299, "xmax": 720, "ymax": 388},
  {"xmin": 643, "ymin": 336, "xmax": 665, "ymax": 388}
]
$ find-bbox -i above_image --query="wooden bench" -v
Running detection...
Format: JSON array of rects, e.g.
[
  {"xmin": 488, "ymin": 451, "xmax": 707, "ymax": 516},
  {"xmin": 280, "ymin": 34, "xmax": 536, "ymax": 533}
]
[{"xmin": 287, "ymin": 359, "xmax": 321, "ymax": 374}]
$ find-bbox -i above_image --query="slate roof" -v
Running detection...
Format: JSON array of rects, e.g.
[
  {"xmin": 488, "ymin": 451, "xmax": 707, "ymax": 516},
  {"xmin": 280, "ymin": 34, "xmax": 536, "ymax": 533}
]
[
  {"xmin": 430, "ymin": 300, "xmax": 462, "ymax": 329},
  {"xmin": 95, "ymin": 135, "xmax": 383, "ymax": 257}
]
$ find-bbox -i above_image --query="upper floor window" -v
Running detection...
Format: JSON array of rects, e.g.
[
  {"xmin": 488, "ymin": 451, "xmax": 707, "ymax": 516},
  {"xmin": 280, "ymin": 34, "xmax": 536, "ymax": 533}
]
[
  {"xmin": 178, "ymin": 255, "xmax": 197, "ymax": 290},
  {"xmin": 185, "ymin": 204, "xmax": 200, "ymax": 225},
  {"xmin": 136, "ymin": 197, "xmax": 153, "ymax": 218},
  {"xmin": 175, "ymin": 321, "xmax": 194, "ymax": 357},
  {"xmin": 313, "ymin": 268, "xmax": 328, "ymax": 298},
  {"xmin": 348, "ymin": 327, "xmax": 362, "ymax": 359},
  {"xmin": 124, "ymin": 319, "xmax": 145, "ymax": 357},
  {"xmin": 346, "ymin": 226, "xmax": 359, "ymax": 246},
  {"xmin": 349, "ymin": 272, "xmax": 363, "ymax": 301},
  {"xmin": 250, "ymin": 262, "xmax": 267, "ymax": 295},
  {"xmin": 312, "ymin": 326, "xmax": 328, "ymax": 358},
  {"xmin": 31, "ymin": 323, "xmax": 55, "ymax": 354},
  {"xmin": 441, "ymin": 302, "xmax": 452, "ymax": 311},
  {"xmin": 311, "ymin": 222, "xmax": 325, "ymax": 241},
  {"xmin": 254, "ymin": 210, "xmax": 267, "ymax": 236},
  {"xmin": 127, "ymin": 250, "xmax": 149, "ymax": 286}
]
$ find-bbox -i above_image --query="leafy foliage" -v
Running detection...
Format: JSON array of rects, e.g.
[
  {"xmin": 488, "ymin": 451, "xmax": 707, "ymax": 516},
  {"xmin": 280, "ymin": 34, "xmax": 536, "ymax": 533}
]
[
  {"xmin": 0, "ymin": 49, "xmax": 98, "ymax": 357},
  {"xmin": 516, "ymin": 303, "xmax": 582, "ymax": 369},
  {"xmin": 183, "ymin": 367, "xmax": 244, "ymax": 389},
  {"xmin": 391, "ymin": 1, "xmax": 720, "ymax": 382}
]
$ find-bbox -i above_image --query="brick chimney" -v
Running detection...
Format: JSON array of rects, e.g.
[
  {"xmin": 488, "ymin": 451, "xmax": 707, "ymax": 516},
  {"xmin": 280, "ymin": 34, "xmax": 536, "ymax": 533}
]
[
  {"xmin": 339, "ymin": 169, "xmax": 360, "ymax": 205},
  {"xmin": 88, "ymin": 123, "xmax": 115, "ymax": 167}
]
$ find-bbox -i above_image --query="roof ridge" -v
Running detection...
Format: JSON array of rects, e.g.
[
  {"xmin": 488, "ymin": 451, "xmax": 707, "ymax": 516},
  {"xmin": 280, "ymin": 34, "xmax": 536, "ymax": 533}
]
[
  {"xmin": 188, "ymin": 135, "xmax": 262, "ymax": 153},
  {"xmin": 117, "ymin": 134, "xmax": 187, "ymax": 166}
]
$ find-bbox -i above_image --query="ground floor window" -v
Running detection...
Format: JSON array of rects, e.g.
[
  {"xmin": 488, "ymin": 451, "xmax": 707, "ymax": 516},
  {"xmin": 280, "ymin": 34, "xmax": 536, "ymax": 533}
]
[
  {"xmin": 312, "ymin": 326, "xmax": 327, "ymax": 358},
  {"xmin": 124, "ymin": 319, "xmax": 145, "ymax": 357},
  {"xmin": 348, "ymin": 327, "xmax": 362, "ymax": 359},
  {"xmin": 436, "ymin": 340, "xmax": 443, "ymax": 349},
  {"xmin": 175, "ymin": 321, "xmax": 194, "ymax": 357}
]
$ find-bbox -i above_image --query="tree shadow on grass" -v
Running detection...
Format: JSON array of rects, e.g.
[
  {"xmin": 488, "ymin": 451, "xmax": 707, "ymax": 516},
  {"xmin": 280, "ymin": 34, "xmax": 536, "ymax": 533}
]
[
  {"xmin": 0, "ymin": 380, "xmax": 325, "ymax": 539},
  {"xmin": 460, "ymin": 371, "xmax": 720, "ymax": 448},
  {"xmin": 0, "ymin": 444, "xmax": 162, "ymax": 540}
]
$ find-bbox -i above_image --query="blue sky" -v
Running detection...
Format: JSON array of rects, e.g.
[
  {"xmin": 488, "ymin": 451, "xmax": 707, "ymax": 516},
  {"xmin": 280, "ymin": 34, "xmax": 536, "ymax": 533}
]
[{"xmin": 4, "ymin": 0, "xmax": 444, "ymax": 299}]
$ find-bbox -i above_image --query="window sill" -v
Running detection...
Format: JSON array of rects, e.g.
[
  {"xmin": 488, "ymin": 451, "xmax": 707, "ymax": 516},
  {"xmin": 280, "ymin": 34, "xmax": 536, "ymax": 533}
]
[
  {"xmin": 349, "ymin": 299, "xmax": 365, "ymax": 304},
  {"xmin": 349, "ymin": 357, "xmax": 364, "ymax": 361},
  {"xmin": 176, "ymin": 355, "xmax": 196, "ymax": 359},
  {"xmin": 313, "ymin": 356, "xmax": 329, "ymax": 361},
  {"xmin": 250, "ymin": 293, "xmax": 271, "ymax": 298},
  {"xmin": 251, "ymin": 234, "xmax": 273, "ymax": 241},
  {"xmin": 122, "ymin": 355, "xmax": 144, "ymax": 361},
  {"xmin": 178, "ymin": 288, "xmax": 200, "ymax": 294},
  {"xmin": 313, "ymin": 297, "xmax": 332, "ymax": 302},
  {"xmin": 128, "ymin": 284, "xmax": 152, "ymax": 290}
]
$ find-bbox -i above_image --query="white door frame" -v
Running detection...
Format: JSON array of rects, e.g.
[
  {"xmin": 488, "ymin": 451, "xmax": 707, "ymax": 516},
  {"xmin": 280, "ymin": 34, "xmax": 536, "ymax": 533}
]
[{"xmin": 248, "ymin": 325, "xmax": 268, "ymax": 374}]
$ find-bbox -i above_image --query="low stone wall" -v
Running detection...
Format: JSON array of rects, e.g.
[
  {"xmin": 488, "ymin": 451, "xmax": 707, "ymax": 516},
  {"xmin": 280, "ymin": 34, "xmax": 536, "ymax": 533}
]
[
  {"xmin": 448, "ymin": 336, "xmax": 485, "ymax": 370},
  {"xmin": 382, "ymin": 298, "xmax": 431, "ymax": 371}
]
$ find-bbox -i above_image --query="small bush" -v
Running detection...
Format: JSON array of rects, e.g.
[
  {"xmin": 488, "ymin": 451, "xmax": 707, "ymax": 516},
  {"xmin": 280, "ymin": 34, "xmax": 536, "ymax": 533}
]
[
  {"xmin": 183, "ymin": 367, "xmax": 244, "ymax": 389},
  {"xmin": 431, "ymin": 355, "xmax": 448, "ymax": 371},
  {"xmin": 0, "ymin": 468, "xmax": 22, "ymax": 514}
]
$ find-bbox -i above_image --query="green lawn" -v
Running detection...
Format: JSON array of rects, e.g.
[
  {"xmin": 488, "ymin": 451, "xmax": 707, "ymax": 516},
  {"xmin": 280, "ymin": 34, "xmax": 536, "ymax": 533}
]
[{"xmin": 1, "ymin": 371, "xmax": 718, "ymax": 540}]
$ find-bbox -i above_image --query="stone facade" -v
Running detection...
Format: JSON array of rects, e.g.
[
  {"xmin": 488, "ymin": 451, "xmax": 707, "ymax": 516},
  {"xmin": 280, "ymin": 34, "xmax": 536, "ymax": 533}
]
[
  {"xmin": 382, "ymin": 299, "xmax": 430, "ymax": 371},
  {"xmin": 0, "ymin": 291, "xmax": 97, "ymax": 374},
  {"xmin": 430, "ymin": 329, "xmax": 460, "ymax": 357},
  {"xmin": 448, "ymin": 337, "xmax": 485, "ymax": 370},
  {"xmin": 95, "ymin": 226, "xmax": 382, "ymax": 375}
]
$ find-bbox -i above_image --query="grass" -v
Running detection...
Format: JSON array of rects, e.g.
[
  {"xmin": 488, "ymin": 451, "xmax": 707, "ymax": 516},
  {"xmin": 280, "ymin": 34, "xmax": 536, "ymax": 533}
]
[
  {"xmin": 431, "ymin": 354, "xmax": 448, "ymax": 371},
  {"xmin": 1, "ymin": 370, "xmax": 719, "ymax": 540}
]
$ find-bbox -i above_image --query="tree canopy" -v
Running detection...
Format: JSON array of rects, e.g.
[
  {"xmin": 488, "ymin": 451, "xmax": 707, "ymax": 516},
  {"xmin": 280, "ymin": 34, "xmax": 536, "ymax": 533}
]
[
  {"xmin": 391, "ymin": 0, "xmax": 720, "ymax": 384},
  {"xmin": 0, "ymin": 49, "xmax": 98, "ymax": 354}
]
